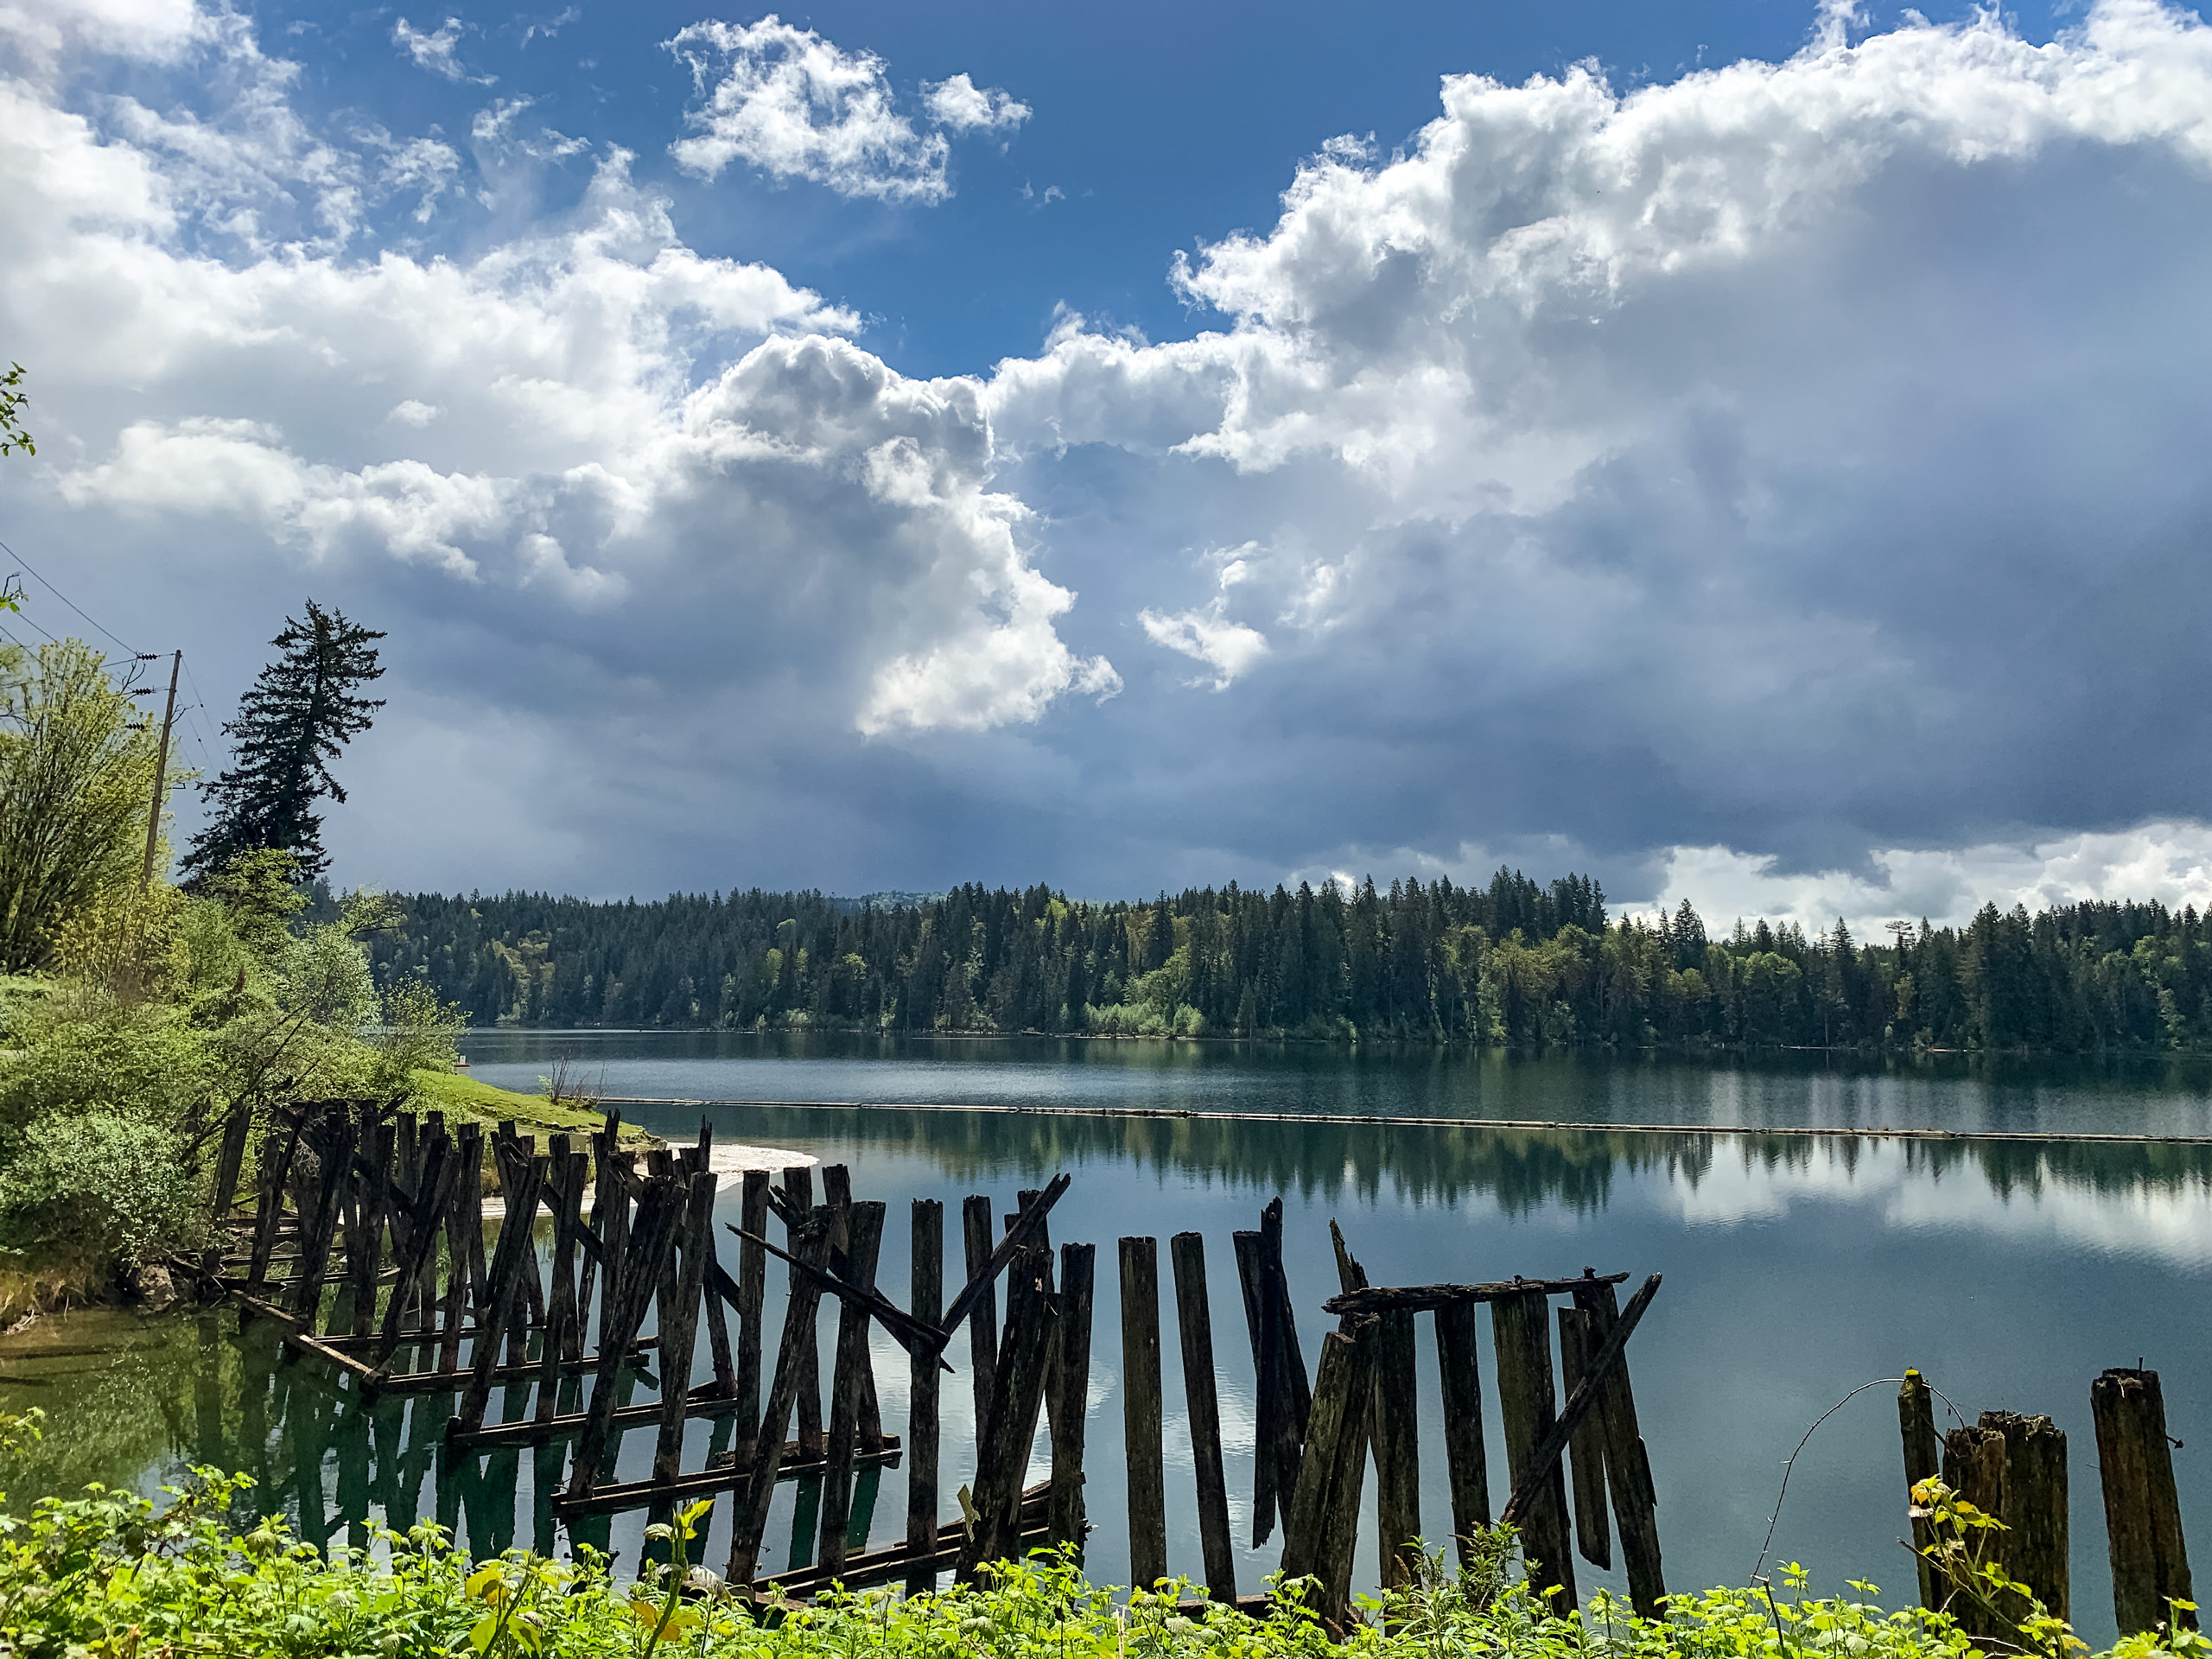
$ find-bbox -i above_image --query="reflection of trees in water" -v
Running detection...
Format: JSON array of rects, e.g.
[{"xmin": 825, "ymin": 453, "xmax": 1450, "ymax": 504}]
[{"xmin": 734, "ymin": 1106, "xmax": 2212, "ymax": 1216}]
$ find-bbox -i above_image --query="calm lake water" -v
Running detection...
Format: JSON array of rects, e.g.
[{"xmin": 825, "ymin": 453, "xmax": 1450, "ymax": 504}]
[{"xmin": 6, "ymin": 1033, "xmax": 2212, "ymax": 1644}]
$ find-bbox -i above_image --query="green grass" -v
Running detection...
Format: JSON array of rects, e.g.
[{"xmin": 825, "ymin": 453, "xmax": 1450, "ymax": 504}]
[{"xmin": 404, "ymin": 1070, "xmax": 658, "ymax": 1150}]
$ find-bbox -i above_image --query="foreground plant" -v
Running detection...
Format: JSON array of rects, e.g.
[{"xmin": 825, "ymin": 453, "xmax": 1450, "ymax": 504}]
[{"xmin": 0, "ymin": 1449, "xmax": 2202, "ymax": 1659}]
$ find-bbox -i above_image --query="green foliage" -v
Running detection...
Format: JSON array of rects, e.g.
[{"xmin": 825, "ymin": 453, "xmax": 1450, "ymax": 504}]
[
  {"xmin": 373, "ymin": 973, "xmax": 466, "ymax": 1092},
  {"xmin": 0, "ymin": 1110, "xmax": 206, "ymax": 1266},
  {"xmin": 182, "ymin": 600, "xmax": 385, "ymax": 885},
  {"xmin": 0, "ymin": 998, "xmax": 217, "ymax": 1146},
  {"xmin": 0, "ymin": 1477, "xmax": 2202, "ymax": 1659},
  {"xmin": 0, "ymin": 639, "xmax": 168, "ymax": 974},
  {"xmin": 0, "ymin": 363, "xmax": 30, "ymax": 459}
]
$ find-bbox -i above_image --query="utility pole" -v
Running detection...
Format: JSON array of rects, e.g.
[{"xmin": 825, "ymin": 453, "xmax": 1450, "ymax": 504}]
[{"xmin": 140, "ymin": 649, "xmax": 180, "ymax": 889}]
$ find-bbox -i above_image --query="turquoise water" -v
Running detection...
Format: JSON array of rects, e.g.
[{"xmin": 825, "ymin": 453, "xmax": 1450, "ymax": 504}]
[{"xmin": 4, "ymin": 1035, "xmax": 2209, "ymax": 1644}]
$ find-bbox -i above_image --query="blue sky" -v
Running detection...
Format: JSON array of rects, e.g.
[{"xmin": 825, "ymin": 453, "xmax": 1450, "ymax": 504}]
[{"xmin": 8, "ymin": 0, "xmax": 2212, "ymax": 929}]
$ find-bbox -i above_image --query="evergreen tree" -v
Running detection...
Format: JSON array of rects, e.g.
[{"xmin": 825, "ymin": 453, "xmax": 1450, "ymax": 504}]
[{"xmin": 182, "ymin": 601, "xmax": 385, "ymax": 885}]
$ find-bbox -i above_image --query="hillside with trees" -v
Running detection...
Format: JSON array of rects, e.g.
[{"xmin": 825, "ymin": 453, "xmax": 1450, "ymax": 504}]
[{"xmin": 370, "ymin": 874, "xmax": 2212, "ymax": 1052}]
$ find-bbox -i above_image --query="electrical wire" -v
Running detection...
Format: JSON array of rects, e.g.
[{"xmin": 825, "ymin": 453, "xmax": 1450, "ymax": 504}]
[{"xmin": 0, "ymin": 535, "xmax": 141, "ymax": 658}]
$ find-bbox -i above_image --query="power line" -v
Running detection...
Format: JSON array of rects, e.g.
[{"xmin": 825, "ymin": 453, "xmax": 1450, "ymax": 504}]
[{"xmin": 0, "ymin": 535, "xmax": 141, "ymax": 658}]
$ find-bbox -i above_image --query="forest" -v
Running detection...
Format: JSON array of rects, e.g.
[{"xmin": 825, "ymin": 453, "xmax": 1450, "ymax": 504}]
[{"xmin": 368, "ymin": 872, "xmax": 2212, "ymax": 1052}]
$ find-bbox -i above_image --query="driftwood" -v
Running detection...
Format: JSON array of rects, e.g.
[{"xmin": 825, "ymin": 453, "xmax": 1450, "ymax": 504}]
[{"xmin": 1325, "ymin": 1271, "xmax": 1631, "ymax": 1317}]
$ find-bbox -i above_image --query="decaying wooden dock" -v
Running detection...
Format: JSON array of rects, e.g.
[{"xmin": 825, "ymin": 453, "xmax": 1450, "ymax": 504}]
[{"xmin": 218, "ymin": 1098, "xmax": 1674, "ymax": 1618}]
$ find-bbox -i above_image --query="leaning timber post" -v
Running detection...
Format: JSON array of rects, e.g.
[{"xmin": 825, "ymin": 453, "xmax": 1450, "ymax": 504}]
[
  {"xmin": 725, "ymin": 1209, "xmax": 833, "ymax": 1589},
  {"xmin": 699, "ymin": 1161, "xmax": 738, "ymax": 1402},
  {"xmin": 1942, "ymin": 1413, "xmax": 2069, "ymax": 1634},
  {"xmin": 652, "ymin": 1169, "xmax": 721, "ymax": 1488},
  {"xmin": 409, "ymin": 1118, "xmax": 453, "ymax": 1338},
  {"xmin": 1573, "ymin": 1275, "xmax": 1663, "ymax": 1617},
  {"xmin": 1169, "ymin": 1231, "xmax": 1237, "ymax": 1603},
  {"xmin": 734, "ymin": 1171, "xmax": 770, "ymax": 1451},
  {"xmin": 1899, "ymin": 1370, "xmax": 1942, "ymax": 1612},
  {"xmin": 959, "ymin": 1245, "xmax": 1059, "ymax": 1585},
  {"xmin": 1256, "ymin": 1198, "xmax": 1309, "ymax": 1546},
  {"xmin": 785, "ymin": 1167, "xmax": 824, "ymax": 1459},
  {"xmin": 569, "ymin": 1178, "xmax": 685, "ymax": 1500},
  {"xmin": 1120, "ymin": 1236, "xmax": 1169, "ymax": 1589},
  {"xmin": 1281, "ymin": 1316, "xmax": 1380, "ymax": 1631},
  {"xmin": 1012, "ymin": 1191, "xmax": 1063, "ymax": 1461},
  {"xmin": 373, "ymin": 1135, "xmax": 458, "ymax": 1373},
  {"xmin": 203, "ymin": 1100, "xmax": 255, "ymax": 1283},
  {"xmin": 1049, "ymin": 1240, "xmax": 1096, "ymax": 1551},
  {"xmin": 817, "ymin": 1199, "xmax": 887, "ymax": 1573},
  {"xmin": 351, "ymin": 1109, "xmax": 391, "ymax": 1339},
  {"xmin": 245, "ymin": 1115, "xmax": 303, "ymax": 1303},
  {"xmin": 963, "ymin": 1195, "xmax": 1000, "ymax": 1429},
  {"xmin": 1557, "ymin": 1306, "xmax": 1613, "ymax": 1571},
  {"xmin": 2093, "ymin": 1368, "xmax": 2197, "ymax": 1636},
  {"xmin": 906, "ymin": 1198, "xmax": 944, "ymax": 1596},
  {"xmin": 575, "ymin": 1109, "xmax": 620, "ymax": 1321},
  {"xmin": 453, "ymin": 1154, "xmax": 550, "ymax": 1433},
  {"xmin": 593, "ymin": 1146, "xmax": 637, "ymax": 1363},
  {"xmin": 438, "ymin": 1126, "xmax": 484, "ymax": 1373},
  {"xmin": 537, "ymin": 1148, "xmax": 589, "ymax": 1423},
  {"xmin": 1434, "ymin": 1302, "xmax": 1492, "ymax": 1569},
  {"xmin": 1233, "ymin": 1228, "xmax": 1281, "ymax": 1545},
  {"xmin": 1492, "ymin": 1287, "xmax": 1577, "ymax": 1612},
  {"xmin": 286, "ymin": 1116, "xmax": 351, "ymax": 1326},
  {"xmin": 1375, "ymin": 1305, "xmax": 1421, "ymax": 1592}
]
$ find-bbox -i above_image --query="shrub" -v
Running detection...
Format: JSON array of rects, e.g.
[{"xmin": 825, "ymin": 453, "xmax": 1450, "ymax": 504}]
[
  {"xmin": 0, "ymin": 999, "xmax": 216, "ymax": 1147},
  {"xmin": 0, "ymin": 1110, "xmax": 205, "ymax": 1266}
]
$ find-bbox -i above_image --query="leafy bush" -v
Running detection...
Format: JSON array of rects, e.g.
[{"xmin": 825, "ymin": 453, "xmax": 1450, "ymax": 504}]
[
  {"xmin": 0, "ymin": 1110, "xmax": 205, "ymax": 1266},
  {"xmin": 0, "ymin": 1465, "xmax": 2203, "ymax": 1659},
  {"xmin": 0, "ymin": 1000, "xmax": 217, "ymax": 1148}
]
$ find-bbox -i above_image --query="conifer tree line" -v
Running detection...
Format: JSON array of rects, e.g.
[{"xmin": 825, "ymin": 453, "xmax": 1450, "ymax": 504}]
[{"xmin": 370, "ymin": 870, "xmax": 2212, "ymax": 1051}]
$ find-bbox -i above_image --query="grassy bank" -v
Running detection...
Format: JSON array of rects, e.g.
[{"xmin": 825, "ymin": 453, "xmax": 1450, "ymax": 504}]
[
  {"xmin": 0, "ymin": 1437, "xmax": 2198, "ymax": 1659},
  {"xmin": 405, "ymin": 1070, "xmax": 657, "ymax": 1151}
]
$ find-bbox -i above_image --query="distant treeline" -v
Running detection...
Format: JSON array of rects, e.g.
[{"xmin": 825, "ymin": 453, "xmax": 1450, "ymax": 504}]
[{"xmin": 365, "ymin": 872, "xmax": 2212, "ymax": 1052}]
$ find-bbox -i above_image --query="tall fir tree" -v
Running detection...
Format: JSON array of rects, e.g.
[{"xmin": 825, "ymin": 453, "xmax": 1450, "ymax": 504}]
[{"xmin": 182, "ymin": 601, "xmax": 385, "ymax": 884}]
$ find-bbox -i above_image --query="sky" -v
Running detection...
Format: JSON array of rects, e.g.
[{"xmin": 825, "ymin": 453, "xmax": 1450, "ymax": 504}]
[{"xmin": 8, "ymin": 0, "xmax": 2212, "ymax": 931}]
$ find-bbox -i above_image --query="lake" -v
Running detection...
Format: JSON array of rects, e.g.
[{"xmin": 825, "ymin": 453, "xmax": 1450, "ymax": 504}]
[{"xmin": 6, "ymin": 1033, "xmax": 2212, "ymax": 1644}]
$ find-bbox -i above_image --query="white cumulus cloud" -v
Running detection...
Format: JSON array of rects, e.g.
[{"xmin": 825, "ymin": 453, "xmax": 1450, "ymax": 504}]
[
  {"xmin": 665, "ymin": 16, "xmax": 1026, "ymax": 203},
  {"xmin": 391, "ymin": 16, "xmax": 491, "ymax": 85}
]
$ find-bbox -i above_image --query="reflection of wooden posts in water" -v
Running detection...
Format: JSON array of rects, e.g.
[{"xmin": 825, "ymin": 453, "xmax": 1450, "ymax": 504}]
[{"xmin": 2093, "ymin": 1368, "xmax": 2196, "ymax": 1637}]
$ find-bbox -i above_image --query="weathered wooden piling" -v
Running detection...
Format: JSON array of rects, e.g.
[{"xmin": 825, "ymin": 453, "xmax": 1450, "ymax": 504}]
[
  {"xmin": 1942, "ymin": 1412, "xmax": 2069, "ymax": 1630},
  {"xmin": 1433, "ymin": 1301, "xmax": 1491, "ymax": 1565},
  {"xmin": 772, "ymin": 1167, "xmax": 819, "ymax": 1460},
  {"xmin": 535, "ymin": 1145, "xmax": 588, "ymax": 1421},
  {"xmin": 454, "ymin": 1153, "xmax": 550, "ymax": 1433},
  {"xmin": 960, "ymin": 1245, "xmax": 1058, "ymax": 1583},
  {"xmin": 1168, "ymin": 1231, "xmax": 1236, "ymax": 1603},
  {"xmin": 1491, "ymin": 1287, "xmax": 1576, "ymax": 1611},
  {"xmin": 2093, "ymin": 1369, "xmax": 2196, "ymax": 1637},
  {"xmin": 1280, "ymin": 1317, "xmax": 1378, "ymax": 1630},
  {"xmin": 718, "ymin": 1170, "xmax": 763, "ymax": 1450},
  {"xmin": 1899, "ymin": 1370, "xmax": 1942, "ymax": 1612},
  {"xmin": 963, "ymin": 1194, "xmax": 999, "ymax": 1427},
  {"xmin": 1573, "ymin": 1274, "xmax": 1662, "ymax": 1618},
  {"xmin": 568, "ymin": 1176, "xmax": 685, "ymax": 1499},
  {"xmin": 906, "ymin": 1198, "xmax": 944, "ymax": 1595},
  {"xmin": 1557, "ymin": 1306, "xmax": 1611, "ymax": 1571},
  {"xmin": 1049, "ymin": 1241, "xmax": 1094, "ymax": 1550},
  {"xmin": 818, "ymin": 1200, "xmax": 887, "ymax": 1574},
  {"xmin": 726, "ymin": 1209, "xmax": 833, "ymax": 1587},
  {"xmin": 1375, "ymin": 1306, "xmax": 1421, "ymax": 1591},
  {"xmin": 652, "ymin": 1169, "xmax": 719, "ymax": 1485},
  {"xmin": 1120, "ymin": 1235, "xmax": 1168, "ymax": 1589}
]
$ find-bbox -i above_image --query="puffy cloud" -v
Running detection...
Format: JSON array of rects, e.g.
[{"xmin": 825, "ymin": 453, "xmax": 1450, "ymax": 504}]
[
  {"xmin": 391, "ymin": 17, "xmax": 490, "ymax": 86},
  {"xmin": 665, "ymin": 16, "xmax": 1025, "ymax": 203},
  {"xmin": 0, "ymin": 1, "xmax": 1116, "ymax": 894},
  {"xmin": 15, "ymin": 0, "xmax": 2212, "ymax": 903},
  {"xmin": 923, "ymin": 73, "xmax": 1029, "ymax": 135},
  {"xmin": 985, "ymin": 0, "xmax": 2212, "ymax": 895}
]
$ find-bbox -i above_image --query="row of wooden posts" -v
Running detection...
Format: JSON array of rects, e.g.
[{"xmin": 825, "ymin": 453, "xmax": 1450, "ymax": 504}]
[
  {"xmin": 1897, "ymin": 1366, "xmax": 2196, "ymax": 1640},
  {"xmin": 219, "ymin": 1101, "xmax": 1672, "ymax": 1618}
]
